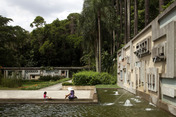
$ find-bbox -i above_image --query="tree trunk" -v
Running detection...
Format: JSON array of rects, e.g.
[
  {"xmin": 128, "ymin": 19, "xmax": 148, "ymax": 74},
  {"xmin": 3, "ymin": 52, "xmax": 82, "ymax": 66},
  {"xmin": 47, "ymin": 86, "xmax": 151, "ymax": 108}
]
[
  {"xmin": 145, "ymin": 0, "xmax": 149, "ymax": 26},
  {"xmin": 134, "ymin": 0, "xmax": 138, "ymax": 36},
  {"xmin": 124, "ymin": 0, "xmax": 127, "ymax": 44},
  {"xmin": 98, "ymin": 10, "xmax": 101, "ymax": 73},
  {"xmin": 119, "ymin": 0, "xmax": 123, "ymax": 45},
  {"xmin": 95, "ymin": 39, "xmax": 99, "ymax": 72},
  {"xmin": 127, "ymin": 0, "xmax": 131, "ymax": 42},
  {"xmin": 159, "ymin": 0, "xmax": 164, "ymax": 13},
  {"xmin": 120, "ymin": 0, "xmax": 123, "ymax": 34},
  {"xmin": 116, "ymin": 0, "xmax": 120, "ymax": 51},
  {"xmin": 113, "ymin": 30, "xmax": 116, "ymax": 54}
]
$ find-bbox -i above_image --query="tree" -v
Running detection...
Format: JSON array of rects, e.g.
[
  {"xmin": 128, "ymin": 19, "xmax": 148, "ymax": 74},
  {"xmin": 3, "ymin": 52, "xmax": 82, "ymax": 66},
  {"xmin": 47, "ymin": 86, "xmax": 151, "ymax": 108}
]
[
  {"xmin": 124, "ymin": 0, "xmax": 127, "ymax": 44},
  {"xmin": 67, "ymin": 13, "xmax": 80, "ymax": 34},
  {"xmin": 0, "ymin": 15, "xmax": 30, "ymax": 67},
  {"xmin": 119, "ymin": 0, "xmax": 123, "ymax": 45},
  {"xmin": 127, "ymin": 0, "xmax": 131, "ymax": 42},
  {"xmin": 159, "ymin": 0, "xmax": 164, "ymax": 13},
  {"xmin": 80, "ymin": 0, "xmax": 105, "ymax": 72},
  {"xmin": 30, "ymin": 16, "xmax": 46, "ymax": 28},
  {"xmin": 29, "ymin": 14, "xmax": 83, "ymax": 67},
  {"xmin": 134, "ymin": 0, "xmax": 138, "ymax": 36},
  {"xmin": 145, "ymin": 0, "xmax": 149, "ymax": 26}
]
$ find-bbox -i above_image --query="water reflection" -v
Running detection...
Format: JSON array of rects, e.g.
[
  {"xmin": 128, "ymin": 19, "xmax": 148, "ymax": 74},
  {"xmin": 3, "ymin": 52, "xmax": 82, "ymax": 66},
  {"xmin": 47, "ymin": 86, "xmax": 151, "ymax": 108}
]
[{"xmin": 0, "ymin": 89, "xmax": 174, "ymax": 117}]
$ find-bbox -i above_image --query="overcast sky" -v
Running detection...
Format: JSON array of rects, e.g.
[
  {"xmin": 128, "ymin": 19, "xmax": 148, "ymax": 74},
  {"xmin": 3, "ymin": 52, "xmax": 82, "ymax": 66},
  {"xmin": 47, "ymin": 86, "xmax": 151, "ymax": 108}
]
[{"xmin": 0, "ymin": 0, "xmax": 84, "ymax": 32}]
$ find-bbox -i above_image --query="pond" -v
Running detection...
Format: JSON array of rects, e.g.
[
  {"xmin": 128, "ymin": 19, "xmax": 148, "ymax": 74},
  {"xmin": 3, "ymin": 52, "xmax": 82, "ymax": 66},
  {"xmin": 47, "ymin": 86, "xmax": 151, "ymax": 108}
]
[{"xmin": 0, "ymin": 89, "xmax": 174, "ymax": 117}]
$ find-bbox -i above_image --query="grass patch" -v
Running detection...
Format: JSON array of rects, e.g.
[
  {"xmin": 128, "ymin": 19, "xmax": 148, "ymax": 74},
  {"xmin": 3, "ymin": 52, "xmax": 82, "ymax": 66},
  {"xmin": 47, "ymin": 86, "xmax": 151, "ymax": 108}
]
[
  {"xmin": 0, "ymin": 78, "xmax": 71, "ymax": 90},
  {"xmin": 0, "ymin": 86, "xmax": 20, "ymax": 90},
  {"xmin": 96, "ymin": 84, "xmax": 121, "ymax": 88}
]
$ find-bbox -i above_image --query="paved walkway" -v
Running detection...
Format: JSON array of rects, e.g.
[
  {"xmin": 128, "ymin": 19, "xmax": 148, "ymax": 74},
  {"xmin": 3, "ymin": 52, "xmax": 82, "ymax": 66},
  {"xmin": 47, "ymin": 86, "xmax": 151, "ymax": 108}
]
[
  {"xmin": 0, "ymin": 90, "xmax": 92, "ymax": 99},
  {"xmin": 39, "ymin": 80, "xmax": 72, "ymax": 91},
  {"xmin": 0, "ymin": 80, "xmax": 95, "ymax": 101}
]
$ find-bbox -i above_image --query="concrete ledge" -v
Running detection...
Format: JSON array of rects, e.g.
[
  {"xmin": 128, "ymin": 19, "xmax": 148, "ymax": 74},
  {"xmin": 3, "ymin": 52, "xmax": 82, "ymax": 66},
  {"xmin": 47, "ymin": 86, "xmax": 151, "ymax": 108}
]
[
  {"xmin": 136, "ymin": 90, "xmax": 176, "ymax": 116},
  {"xmin": 62, "ymin": 86, "xmax": 95, "ymax": 90},
  {"xmin": 0, "ymin": 98, "xmax": 98, "ymax": 104},
  {"xmin": 0, "ymin": 86, "xmax": 98, "ymax": 104}
]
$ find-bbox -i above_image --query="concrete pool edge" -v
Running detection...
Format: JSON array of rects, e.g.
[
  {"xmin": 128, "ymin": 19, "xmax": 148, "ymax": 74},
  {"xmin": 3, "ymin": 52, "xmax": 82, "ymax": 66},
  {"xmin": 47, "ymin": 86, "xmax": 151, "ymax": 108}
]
[
  {"xmin": 0, "ymin": 97, "xmax": 98, "ymax": 104},
  {"xmin": 0, "ymin": 86, "xmax": 98, "ymax": 104},
  {"xmin": 136, "ymin": 90, "xmax": 176, "ymax": 116}
]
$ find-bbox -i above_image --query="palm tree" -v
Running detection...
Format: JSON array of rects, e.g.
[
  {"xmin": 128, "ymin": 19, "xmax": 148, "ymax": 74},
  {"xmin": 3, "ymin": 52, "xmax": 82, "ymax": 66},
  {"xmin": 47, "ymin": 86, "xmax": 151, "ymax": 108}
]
[
  {"xmin": 127, "ymin": 0, "xmax": 131, "ymax": 42},
  {"xmin": 80, "ymin": 0, "xmax": 98, "ymax": 71},
  {"xmin": 134, "ymin": 0, "xmax": 138, "ymax": 35},
  {"xmin": 119, "ymin": 0, "xmax": 123, "ymax": 45},
  {"xmin": 145, "ymin": 0, "xmax": 149, "ymax": 26},
  {"xmin": 159, "ymin": 0, "xmax": 164, "ymax": 13},
  {"xmin": 124, "ymin": 0, "xmax": 127, "ymax": 44},
  {"xmin": 115, "ymin": 0, "xmax": 120, "ymax": 52},
  {"xmin": 80, "ymin": 0, "xmax": 109, "ymax": 73}
]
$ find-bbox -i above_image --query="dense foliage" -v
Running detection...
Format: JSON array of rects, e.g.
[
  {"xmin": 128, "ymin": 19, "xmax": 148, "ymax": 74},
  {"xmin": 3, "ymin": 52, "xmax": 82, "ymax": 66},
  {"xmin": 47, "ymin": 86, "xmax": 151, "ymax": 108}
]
[
  {"xmin": 0, "ymin": 13, "xmax": 83, "ymax": 67},
  {"xmin": 0, "ymin": 0, "xmax": 175, "ymax": 75},
  {"xmin": 0, "ymin": 77, "xmax": 23, "ymax": 88},
  {"xmin": 72, "ymin": 71, "xmax": 116, "ymax": 85},
  {"xmin": 39, "ymin": 75, "xmax": 64, "ymax": 81},
  {"xmin": 62, "ymin": 82, "xmax": 73, "ymax": 86}
]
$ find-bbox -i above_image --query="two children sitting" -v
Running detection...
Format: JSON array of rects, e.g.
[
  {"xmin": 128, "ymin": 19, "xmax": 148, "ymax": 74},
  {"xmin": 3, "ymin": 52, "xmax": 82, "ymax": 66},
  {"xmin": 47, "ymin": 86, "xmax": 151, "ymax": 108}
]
[{"xmin": 44, "ymin": 87, "xmax": 77, "ymax": 100}]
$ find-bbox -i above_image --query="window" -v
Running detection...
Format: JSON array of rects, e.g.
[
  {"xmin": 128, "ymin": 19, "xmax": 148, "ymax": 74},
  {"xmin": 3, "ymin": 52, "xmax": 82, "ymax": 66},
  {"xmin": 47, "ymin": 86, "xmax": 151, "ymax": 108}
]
[
  {"xmin": 136, "ymin": 74, "xmax": 138, "ymax": 88},
  {"xmin": 32, "ymin": 75, "xmax": 35, "ymax": 78},
  {"xmin": 119, "ymin": 55, "xmax": 122, "ymax": 61},
  {"xmin": 26, "ymin": 70, "xmax": 38, "ymax": 73},
  {"xmin": 8, "ymin": 71, "xmax": 12, "ymax": 76},
  {"xmin": 61, "ymin": 71, "xmax": 65, "ymax": 76},
  {"xmin": 120, "ymin": 71, "xmax": 123, "ymax": 80},
  {"xmin": 153, "ymin": 75, "xmax": 155, "ymax": 90},
  {"xmin": 147, "ymin": 73, "xmax": 157, "ymax": 92},
  {"xmin": 147, "ymin": 74, "xmax": 149, "ymax": 88},
  {"xmin": 134, "ymin": 37, "xmax": 150, "ymax": 58}
]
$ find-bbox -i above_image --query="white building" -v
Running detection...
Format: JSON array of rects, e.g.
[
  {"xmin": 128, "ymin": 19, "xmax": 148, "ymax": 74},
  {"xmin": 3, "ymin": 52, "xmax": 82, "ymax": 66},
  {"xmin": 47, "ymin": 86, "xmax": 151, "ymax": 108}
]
[{"xmin": 1, "ymin": 67, "xmax": 87, "ymax": 80}]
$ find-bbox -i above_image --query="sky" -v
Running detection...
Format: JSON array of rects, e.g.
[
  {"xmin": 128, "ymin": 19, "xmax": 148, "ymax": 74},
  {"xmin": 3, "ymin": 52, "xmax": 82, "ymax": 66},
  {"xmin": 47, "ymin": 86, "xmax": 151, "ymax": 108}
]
[{"xmin": 0, "ymin": 0, "xmax": 84, "ymax": 32}]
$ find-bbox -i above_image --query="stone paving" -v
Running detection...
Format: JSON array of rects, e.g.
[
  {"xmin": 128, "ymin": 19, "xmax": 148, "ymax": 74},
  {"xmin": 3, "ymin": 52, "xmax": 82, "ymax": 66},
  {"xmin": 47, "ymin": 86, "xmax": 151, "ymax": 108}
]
[
  {"xmin": 0, "ymin": 90, "xmax": 92, "ymax": 99},
  {"xmin": 0, "ymin": 81, "xmax": 97, "ymax": 103},
  {"xmin": 39, "ymin": 80, "xmax": 72, "ymax": 91}
]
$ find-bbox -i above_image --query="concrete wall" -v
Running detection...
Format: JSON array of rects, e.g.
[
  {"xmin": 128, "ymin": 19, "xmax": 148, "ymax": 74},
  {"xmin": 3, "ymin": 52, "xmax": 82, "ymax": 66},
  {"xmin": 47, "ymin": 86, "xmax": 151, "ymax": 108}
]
[
  {"xmin": 117, "ymin": 1, "xmax": 176, "ymax": 116},
  {"xmin": 3, "ymin": 69, "xmax": 69, "ymax": 80}
]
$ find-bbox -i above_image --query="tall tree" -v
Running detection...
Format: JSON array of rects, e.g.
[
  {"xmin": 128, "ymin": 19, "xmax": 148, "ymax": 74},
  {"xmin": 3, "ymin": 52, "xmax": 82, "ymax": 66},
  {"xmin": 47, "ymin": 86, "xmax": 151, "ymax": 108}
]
[
  {"xmin": 127, "ymin": 0, "xmax": 131, "ymax": 42},
  {"xmin": 124, "ymin": 0, "xmax": 127, "ymax": 44},
  {"xmin": 159, "ymin": 0, "xmax": 164, "ymax": 13},
  {"xmin": 80, "ymin": 0, "xmax": 111, "ymax": 73},
  {"xmin": 145, "ymin": 0, "xmax": 149, "ymax": 26},
  {"xmin": 0, "ymin": 15, "xmax": 30, "ymax": 67},
  {"xmin": 115, "ymin": 0, "xmax": 119, "ymax": 52},
  {"xmin": 80, "ymin": 0, "xmax": 99, "ymax": 72},
  {"xmin": 98, "ymin": 9, "xmax": 101, "ymax": 73},
  {"xmin": 134, "ymin": 0, "xmax": 138, "ymax": 35},
  {"xmin": 67, "ymin": 13, "xmax": 80, "ymax": 34},
  {"xmin": 30, "ymin": 16, "xmax": 46, "ymax": 28},
  {"xmin": 119, "ymin": 0, "xmax": 123, "ymax": 45}
]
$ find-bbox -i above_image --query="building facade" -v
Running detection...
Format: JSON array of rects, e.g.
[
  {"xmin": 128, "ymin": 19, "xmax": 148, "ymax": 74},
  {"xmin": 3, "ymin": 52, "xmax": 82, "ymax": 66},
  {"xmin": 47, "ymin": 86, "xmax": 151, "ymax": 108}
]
[
  {"xmin": 1, "ymin": 67, "xmax": 88, "ymax": 80},
  {"xmin": 117, "ymin": 1, "xmax": 176, "ymax": 116}
]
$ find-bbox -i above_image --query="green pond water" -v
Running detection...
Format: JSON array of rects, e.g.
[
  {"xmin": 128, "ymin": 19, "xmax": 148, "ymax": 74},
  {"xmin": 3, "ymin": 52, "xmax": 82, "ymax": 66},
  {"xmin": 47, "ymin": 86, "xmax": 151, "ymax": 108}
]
[{"xmin": 0, "ymin": 89, "xmax": 174, "ymax": 117}]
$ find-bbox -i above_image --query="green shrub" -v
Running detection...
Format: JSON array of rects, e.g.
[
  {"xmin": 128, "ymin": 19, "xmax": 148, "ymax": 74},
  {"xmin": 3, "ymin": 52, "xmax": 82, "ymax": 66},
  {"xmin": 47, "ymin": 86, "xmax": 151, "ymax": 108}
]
[
  {"xmin": 62, "ymin": 82, "xmax": 73, "ymax": 86},
  {"xmin": 89, "ymin": 77, "xmax": 101, "ymax": 85},
  {"xmin": 52, "ymin": 76, "xmax": 64, "ymax": 81},
  {"xmin": 99, "ymin": 72, "xmax": 112, "ymax": 84},
  {"xmin": 1, "ymin": 78, "xmax": 23, "ymax": 88},
  {"xmin": 73, "ymin": 71, "xmax": 99, "ymax": 85},
  {"xmin": 0, "ymin": 72, "xmax": 3, "ymax": 83},
  {"xmin": 110, "ymin": 76, "xmax": 117, "ymax": 84},
  {"xmin": 73, "ymin": 71, "xmax": 116, "ymax": 85},
  {"xmin": 39, "ymin": 75, "xmax": 63, "ymax": 81}
]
